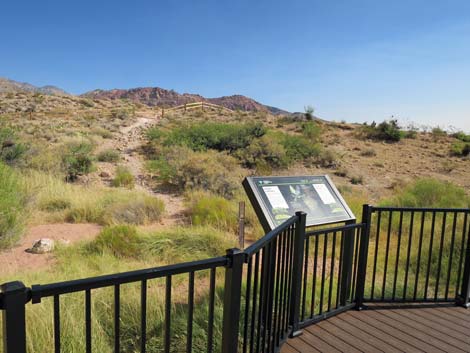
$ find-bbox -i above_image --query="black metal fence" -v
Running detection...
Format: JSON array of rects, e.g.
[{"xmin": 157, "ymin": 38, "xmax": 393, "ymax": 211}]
[{"xmin": 2, "ymin": 206, "xmax": 470, "ymax": 353}]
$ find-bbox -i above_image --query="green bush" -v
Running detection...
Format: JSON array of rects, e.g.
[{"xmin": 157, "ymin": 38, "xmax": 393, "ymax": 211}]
[
  {"xmin": 104, "ymin": 195, "xmax": 165, "ymax": 225},
  {"xmin": 97, "ymin": 149, "xmax": 120, "ymax": 162},
  {"xmin": 453, "ymin": 131, "xmax": 470, "ymax": 142},
  {"xmin": 235, "ymin": 135, "xmax": 287, "ymax": 171},
  {"xmin": 360, "ymin": 120, "xmax": 402, "ymax": 142},
  {"xmin": 281, "ymin": 133, "xmax": 321, "ymax": 162},
  {"xmin": 382, "ymin": 178, "xmax": 470, "ymax": 208},
  {"xmin": 0, "ymin": 163, "xmax": 27, "ymax": 248},
  {"xmin": 148, "ymin": 147, "xmax": 242, "ymax": 198},
  {"xmin": 62, "ymin": 141, "xmax": 94, "ymax": 181},
  {"xmin": 88, "ymin": 225, "xmax": 141, "ymax": 258},
  {"xmin": 0, "ymin": 127, "xmax": 28, "ymax": 165},
  {"xmin": 431, "ymin": 127, "xmax": 447, "ymax": 139},
  {"xmin": 185, "ymin": 191, "xmax": 238, "ymax": 232},
  {"xmin": 112, "ymin": 166, "xmax": 135, "ymax": 188},
  {"xmin": 160, "ymin": 122, "xmax": 266, "ymax": 152},
  {"xmin": 451, "ymin": 141, "xmax": 470, "ymax": 157},
  {"xmin": 301, "ymin": 121, "xmax": 321, "ymax": 141}
]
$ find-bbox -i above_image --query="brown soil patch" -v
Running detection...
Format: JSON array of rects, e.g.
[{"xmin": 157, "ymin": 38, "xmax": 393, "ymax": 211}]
[{"xmin": 0, "ymin": 223, "xmax": 102, "ymax": 275}]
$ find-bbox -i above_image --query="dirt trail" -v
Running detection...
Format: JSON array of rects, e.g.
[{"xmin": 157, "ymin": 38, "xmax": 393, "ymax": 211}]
[{"xmin": 112, "ymin": 114, "xmax": 186, "ymax": 226}]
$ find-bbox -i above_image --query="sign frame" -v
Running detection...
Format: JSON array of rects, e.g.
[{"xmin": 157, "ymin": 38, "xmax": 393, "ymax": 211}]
[{"xmin": 243, "ymin": 175, "xmax": 355, "ymax": 232}]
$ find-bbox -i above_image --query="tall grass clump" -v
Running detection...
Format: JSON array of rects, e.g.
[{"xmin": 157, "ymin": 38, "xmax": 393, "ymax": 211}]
[
  {"xmin": 185, "ymin": 190, "xmax": 238, "ymax": 232},
  {"xmin": 0, "ymin": 162, "xmax": 27, "ymax": 248},
  {"xmin": 62, "ymin": 140, "xmax": 94, "ymax": 181},
  {"xmin": 382, "ymin": 178, "xmax": 470, "ymax": 208},
  {"xmin": 87, "ymin": 225, "xmax": 141, "ymax": 258},
  {"xmin": 111, "ymin": 166, "xmax": 135, "ymax": 188},
  {"xmin": 97, "ymin": 149, "xmax": 120, "ymax": 162}
]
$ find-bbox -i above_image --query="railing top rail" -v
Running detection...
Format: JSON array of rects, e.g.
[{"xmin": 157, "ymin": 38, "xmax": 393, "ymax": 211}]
[
  {"xmin": 244, "ymin": 215, "xmax": 298, "ymax": 257},
  {"xmin": 370, "ymin": 206, "xmax": 470, "ymax": 213},
  {"xmin": 31, "ymin": 256, "xmax": 228, "ymax": 303},
  {"xmin": 306, "ymin": 222, "xmax": 365, "ymax": 237}
]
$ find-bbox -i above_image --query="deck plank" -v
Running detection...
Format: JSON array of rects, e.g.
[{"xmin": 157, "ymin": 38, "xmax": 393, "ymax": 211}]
[{"xmin": 281, "ymin": 304, "xmax": 470, "ymax": 353}]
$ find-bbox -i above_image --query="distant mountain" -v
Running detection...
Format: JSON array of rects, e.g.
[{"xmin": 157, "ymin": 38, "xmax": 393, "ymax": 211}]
[
  {"xmin": 82, "ymin": 87, "xmax": 289, "ymax": 115},
  {"xmin": 0, "ymin": 77, "xmax": 69, "ymax": 95}
]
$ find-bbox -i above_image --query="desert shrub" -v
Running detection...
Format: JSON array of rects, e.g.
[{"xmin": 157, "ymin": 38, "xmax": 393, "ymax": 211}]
[
  {"xmin": 382, "ymin": 178, "xmax": 470, "ymax": 208},
  {"xmin": 62, "ymin": 140, "xmax": 94, "ymax": 181},
  {"xmin": 360, "ymin": 148, "xmax": 376, "ymax": 157},
  {"xmin": 97, "ymin": 149, "xmax": 120, "ymax": 162},
  {"xmin": 111, "ymin": 109, "xmax": 131, "ymax": 120},
  {"xmin": 111, "ymin": 166, "xmax": 135, "ymax": 188},
  {"xmin": 350, "ymin": 175, "xmax": 364, "ymax": 185},
  {"xmin": 148, "ymin": 147, "xmax": 242, "ymax": 198},
  {"xmin": 144, "ymin": 226, "xmax": 237, "ymax": 262},
  {"xmin": 451, "ymin": 141, "xmax": 470, "ymax": 157},
  {"xmin": 235, "ymin": 135, "xmax": 287, "ymax": 171},
  {"xmin": 301, "ymin": 121, "xmax": 321, "ymax": 141},
  {"xmin": 88, "ymin": 225, "xmax": 141, "ymax": 258},
  {"xmin": 91, "ymin": 127, "xmax": 113, "ymax": 139},
  {"xmin": 104, "ymin": 195, "xmax": 165, "ymax": 225},
  {"xmin": 360, "ymin": 120, "xmax": 402, "ymax": 142},
  {"xmin": 453, "ymin": 131, "xmax": 470, "ymax": 142},
  {"xmin": 0, "ymin": 127, "xmax": 28, "ymax": 165},
  {"xmin": 431, "ymin": 127, "xmax": 447, "ymax": 139},
  {"xmin": 160, "ymin": 122, "xmax": 266, "ymax": 152},
  {"xmin": 0, "ymin": 163, "xmax": 27, "ymax": 248},
  {"xmin": 280, "ymin": 132, "xmax": 321, "ymax": 162},
  {"xmin": 185, "ymin": 191, "xmax": 238, "ymax": 232},
  {"xmin": 40, "ymin": 198, "xmax": 72, "ymax": 211}
]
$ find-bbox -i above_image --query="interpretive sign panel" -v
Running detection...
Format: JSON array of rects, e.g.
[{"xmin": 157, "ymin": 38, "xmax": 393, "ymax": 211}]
[{"xmin": 243, "ymin": 175, "xmax": 355, "ymax": 231}]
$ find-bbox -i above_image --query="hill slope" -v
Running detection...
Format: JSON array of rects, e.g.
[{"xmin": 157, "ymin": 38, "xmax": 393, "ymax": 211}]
[
  {"xmin": 82, "ymin": 87, "xmax": 289, "ymax": 114},
  {"xmin": 0, "ymin": 77, "xmax": 68, "ymax": 95}
]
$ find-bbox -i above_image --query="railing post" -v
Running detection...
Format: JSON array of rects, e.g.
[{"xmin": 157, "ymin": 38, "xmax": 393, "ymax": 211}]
[
  {"xmin": 221, "ymin": 248, "xmax": 245, "ymax": 353},
  {"xmin": 289, "ymin": 211, "xmax": 307, "ymax": 337},
  {"xmin": 458, "ymin": 220, "xmax": 470, "ymax": 308},
  {"xmin": 339, "ymin": 221, "xmax": 355, "ymax": 306},
  {"xmin": 1, "ymin": 281, "xmax": 29, "ymax": 353},
  {"xmin": 355, "ymin": 204, "xmax": 373, "ymax": 309}
]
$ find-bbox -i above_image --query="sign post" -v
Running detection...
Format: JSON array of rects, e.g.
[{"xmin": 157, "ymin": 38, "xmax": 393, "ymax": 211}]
[{"xmin": 243, "ymin": 175, "xmax": 355, "ymax": 232}]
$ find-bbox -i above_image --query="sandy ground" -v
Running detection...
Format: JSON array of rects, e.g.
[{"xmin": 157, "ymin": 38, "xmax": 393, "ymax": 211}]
[{"xmin": 0, "ymin": 223, "xmax": 102, "ymax": 275}]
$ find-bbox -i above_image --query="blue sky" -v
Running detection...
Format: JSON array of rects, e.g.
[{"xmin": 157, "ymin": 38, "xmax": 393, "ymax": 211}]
[{"xmin": 2, "ymin": 0, "xmax": 470, "ymax": 131}]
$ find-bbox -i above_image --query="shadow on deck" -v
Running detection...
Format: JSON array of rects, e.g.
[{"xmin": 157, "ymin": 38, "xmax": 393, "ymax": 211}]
[{"xmin": 282, "ymin": 303, "xmax": 470, "ymax": 353}]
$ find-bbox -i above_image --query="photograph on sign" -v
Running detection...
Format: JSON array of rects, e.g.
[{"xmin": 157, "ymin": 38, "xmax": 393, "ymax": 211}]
[{"xmin": 243, "ymin": 175, "xmax": 355, "ymax": 230}]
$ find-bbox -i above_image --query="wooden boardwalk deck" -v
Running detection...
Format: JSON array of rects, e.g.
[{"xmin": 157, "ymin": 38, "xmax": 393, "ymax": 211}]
[{"xmin": 281, "ymin": 303, "xmax": 470, "ymax": 353}]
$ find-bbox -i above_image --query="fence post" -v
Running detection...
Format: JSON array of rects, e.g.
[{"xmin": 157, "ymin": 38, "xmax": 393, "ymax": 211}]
[
  {"xmin": 458, "ymin": 221, "xmax": 470, "ymax": 307},
  {"xmin": 355, "ymin": 205, "xmax": 372, "ymax": 309},
  {"xmin": 1, "ymin": 281, "xmax": 29, "ymax": 353},
  {"xmin": 339, "ymin": 221, "xmax": 355, "ymax": 306},
  {"xmin": 289, "ymin": 212, "xmax": 307, "ymax": 337},
  {"xmin": 221, "ymin": 248, "xmax": 245, "ymax": 353}
]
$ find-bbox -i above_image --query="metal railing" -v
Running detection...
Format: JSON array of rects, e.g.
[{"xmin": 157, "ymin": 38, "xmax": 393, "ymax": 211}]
[{"xmin": 2, "ymin": 205, "xmax": 470, "ymax": 353}]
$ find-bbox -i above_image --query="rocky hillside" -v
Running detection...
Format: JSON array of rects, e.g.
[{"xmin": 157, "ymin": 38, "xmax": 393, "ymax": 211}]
[
  {"xmin": 0, "ymin": 77, "xmax": 68, "ymax": 95},
  {"xmin": 82, "ymin": 87, "xmax": 288, "ymax": 114}
]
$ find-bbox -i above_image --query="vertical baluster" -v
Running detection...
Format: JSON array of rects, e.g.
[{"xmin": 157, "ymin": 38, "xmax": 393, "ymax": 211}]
[
  {"xmin": 456, "ymin": 213, "xmax": 468, "ymax": 296},
  {"xmin": 370, "ymin": 211, "xmax": 382, "ymax": 299},
  {"xmin": 319, "ymin": 233, "xmax": 328, "ymax": 314},
  {"xmin": 272, "ymin": 236, "xmax": 282, "ymax": 350},
  {"xmin": 208, "ymin": 269, "xmax": 216, "ymax": 353},
  {"xmin": 141, "ymin": 280, "xmax": 147, "ymax": 353},
  {"xmin": 164, "ymin": 276, "xmax": 172, "ymax": 353},
  {"xmin": 255, "ymin": 247, "xmax": 266, "ymax": 353},
  {"xmin": 445, "ymin": 213, "xmax": 458, "ymax": 300},
  {"xmin": 54, "ymin": 295, "xmax": 61, "ymax": 353},
  {"xmin": 336, "ymin": 232, "xmax": 344, "ymax": 309},
  {"xmin": 403, "ymin": 212, "xmax": 414, "ymax": 300},
  {"xmin": 249, "ymin": 252, "xmax": 260, "ymax": 353},
  {"xmin": 413, "ymin": 212, "xmax": 426, "ymax": 300},
  {"xmin": 350, "ymin": 228, "xmax": 360, "ymax": 302},
  {"xmin": 187, "ymin": 272, "xmax": 195, "ymax": 353},
  {"xmin": 242, "ymin": 260, "xmax": 252, "ymax": 353},
  {"xmin": 382, "ymin": 211, "xmax": 393, "ymax": 300},
  {"xmin": 392, "ymin": 211, "xmax": 404, "ymax": 300},
  {"xmin": 310, "ymin": 235, "xmax": 319, "ymax": 317},
  {"xmin": 301, "ymin": 237, "xmax": 310, "ymax": 321},
  {"xmin": 327, "ymin": 232, "xmax": 337, "ymax": 311},
  {"xmin": 424, "ymin": 212, "xmax": 437, "ymax": 299},
  {"xmin": 435, "ymin": 212, "xmax": 447, "ymax": 300},
  {"xmin": 278, "ymin": 230, "xmax": 288, "ymax": 341},
  {"xmin": 114, "ymin": 285, "xmax": 120, "ymax": 353},
  {"xmin": 85, "ymin": 290, "xmax": 92, "ymax": 353}
]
